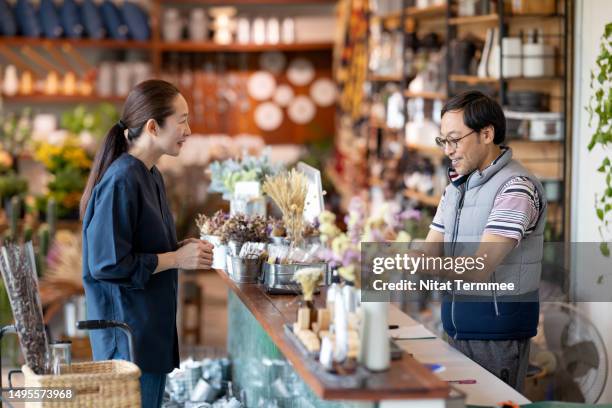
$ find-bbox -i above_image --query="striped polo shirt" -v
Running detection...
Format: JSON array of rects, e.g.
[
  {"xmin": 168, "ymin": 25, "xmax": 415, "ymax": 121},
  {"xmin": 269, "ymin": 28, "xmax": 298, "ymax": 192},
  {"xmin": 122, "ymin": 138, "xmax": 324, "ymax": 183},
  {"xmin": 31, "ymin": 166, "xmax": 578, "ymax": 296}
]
[{"xmin": 430, "ymin": 152, "xmax": 541, "ymax": 243}]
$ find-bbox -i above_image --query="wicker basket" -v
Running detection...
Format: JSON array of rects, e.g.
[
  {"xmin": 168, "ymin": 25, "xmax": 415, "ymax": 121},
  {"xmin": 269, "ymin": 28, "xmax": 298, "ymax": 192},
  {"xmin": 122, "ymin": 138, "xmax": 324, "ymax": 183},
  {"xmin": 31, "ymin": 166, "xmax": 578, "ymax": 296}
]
[{"xmin": 22, "ymin": 360, "xmax": 141, "ymax": 408}]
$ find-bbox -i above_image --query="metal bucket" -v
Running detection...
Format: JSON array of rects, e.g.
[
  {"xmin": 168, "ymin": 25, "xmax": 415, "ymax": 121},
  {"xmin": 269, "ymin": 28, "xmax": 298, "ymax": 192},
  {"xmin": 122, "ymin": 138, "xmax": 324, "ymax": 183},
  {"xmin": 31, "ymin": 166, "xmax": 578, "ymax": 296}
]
[
  {"xmin": 262, "ymin": 262, "xmax": 329, "ymax": 288},
  {"xmin": 226, "ymin": 256, "xmax": 262, "ymax": 284}
]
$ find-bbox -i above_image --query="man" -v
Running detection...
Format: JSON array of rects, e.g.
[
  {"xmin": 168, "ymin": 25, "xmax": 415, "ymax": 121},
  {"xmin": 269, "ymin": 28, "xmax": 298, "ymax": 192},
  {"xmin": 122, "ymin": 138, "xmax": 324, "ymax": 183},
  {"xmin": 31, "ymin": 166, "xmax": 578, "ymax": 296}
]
[{"xmin": 421, "ymin": 90, "xmax": 547, "ymax": 392}]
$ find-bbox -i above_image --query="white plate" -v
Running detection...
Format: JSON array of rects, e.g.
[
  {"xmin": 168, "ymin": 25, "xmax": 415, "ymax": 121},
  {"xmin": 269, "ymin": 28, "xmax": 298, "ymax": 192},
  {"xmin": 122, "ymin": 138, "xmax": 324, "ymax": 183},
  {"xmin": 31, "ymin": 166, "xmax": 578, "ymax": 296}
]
[
  {"xmin": 247, "ymin": 71, "xmax": 276, "ymax": 101},
  {"xmin": 309, "ymin": 78, "xmax": 336, "ymax": 107},
  {"xmin": 259, "ymin": 51, "xmax": 286, "ymax": 74},
  {"xmin": 273, "ymin": 84, "xmax": 294, "ymax": 107},
  {"xmin": 287, "ymin": 58, "xmax": 315, "ymax": 86},
  {"xmin": 287, "ymin": 95, "xmax": 316, "ymax": 124},
  {"xmin": 254, "ymin": 102, "xmax": 283, "ymax": 131}
]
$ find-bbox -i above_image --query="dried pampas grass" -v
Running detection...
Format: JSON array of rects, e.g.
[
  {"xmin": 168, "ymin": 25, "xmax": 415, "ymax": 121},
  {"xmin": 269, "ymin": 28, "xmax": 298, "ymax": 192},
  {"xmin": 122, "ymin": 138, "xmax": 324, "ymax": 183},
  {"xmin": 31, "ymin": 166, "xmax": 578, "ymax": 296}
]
[{"xmin": 263, "ymin": 169, "xmax": 308, "ymax": 246}]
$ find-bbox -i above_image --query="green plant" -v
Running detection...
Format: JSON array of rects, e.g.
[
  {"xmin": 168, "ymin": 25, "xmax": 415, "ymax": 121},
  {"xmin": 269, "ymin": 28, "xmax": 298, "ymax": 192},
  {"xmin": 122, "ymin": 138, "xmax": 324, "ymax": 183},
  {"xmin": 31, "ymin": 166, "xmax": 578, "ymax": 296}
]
[
  {"xmin": 33, "ymin": 137, "xmax": 91, "ymax": 219},
  {"xmin": 208, "ymin": 150, "xmax": 281, "ymax": 199},
  {"xmin": 60, "ymin": 103, "xmax": 119, "ymax": 140},
  {"xmin": 0, "ymin": 108, "xmax": 32, "ymax": 158},
  {"xmin": 586, "ymin": 22, "xmax": 612, "ymax": 256},
  {"xmin": 0, "ymin": 173, "xmax": 28, "ymax": 201}
]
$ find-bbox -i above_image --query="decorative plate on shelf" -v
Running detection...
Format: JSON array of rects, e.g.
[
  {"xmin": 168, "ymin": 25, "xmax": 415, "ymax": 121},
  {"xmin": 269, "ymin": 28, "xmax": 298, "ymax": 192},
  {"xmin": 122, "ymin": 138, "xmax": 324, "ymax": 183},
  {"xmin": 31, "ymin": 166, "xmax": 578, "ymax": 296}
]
[
  {"xmin": 247, "ymin": 71, "xmax": 276, "ymax": 101},
  {"xmin": 287, "ymin": 58, "xmax": 315, "ymax": 86},
  {"xmin": 273, "ymin": 84, "xmax": 294, "ymax": 107},
  {"xmin": 259, "ymin": 51, "xmax": 286, "ymax": 74},
  {"xmin": 254, "ymin": 102, "xmax": 283, "ymax": 131},
  {"xmin": 309, "ymin": 78, "xmax": 336, "ymax": 107},
  {"xmin": 287, "ymin": 95, "xmax": 316, "ymax": 124}
]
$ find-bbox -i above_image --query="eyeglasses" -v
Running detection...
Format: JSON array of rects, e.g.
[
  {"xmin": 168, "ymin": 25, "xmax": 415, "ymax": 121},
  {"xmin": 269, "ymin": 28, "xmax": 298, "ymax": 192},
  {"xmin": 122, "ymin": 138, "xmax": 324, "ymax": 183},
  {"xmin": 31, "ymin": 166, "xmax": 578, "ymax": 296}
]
[{"xmin": 435, "ymin": 130, "xmax": 477, "ymax": 150}]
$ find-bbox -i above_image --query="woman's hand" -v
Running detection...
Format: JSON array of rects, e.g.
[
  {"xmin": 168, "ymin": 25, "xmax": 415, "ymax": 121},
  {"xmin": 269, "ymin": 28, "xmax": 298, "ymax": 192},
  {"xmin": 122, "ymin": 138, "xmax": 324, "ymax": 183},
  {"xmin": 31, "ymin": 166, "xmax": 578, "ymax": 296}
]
[{"xmin": 175, "ymin": 239, "xmax": 214, "ymax": 270}]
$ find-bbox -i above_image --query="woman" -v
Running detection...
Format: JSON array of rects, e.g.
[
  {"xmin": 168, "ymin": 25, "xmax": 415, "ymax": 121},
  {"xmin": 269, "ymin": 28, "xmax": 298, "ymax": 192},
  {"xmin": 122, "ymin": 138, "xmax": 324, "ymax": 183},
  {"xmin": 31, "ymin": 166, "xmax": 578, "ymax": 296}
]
[{"xmin": 80, "ymin": 79, "xmax": 213, "ymax": 408}]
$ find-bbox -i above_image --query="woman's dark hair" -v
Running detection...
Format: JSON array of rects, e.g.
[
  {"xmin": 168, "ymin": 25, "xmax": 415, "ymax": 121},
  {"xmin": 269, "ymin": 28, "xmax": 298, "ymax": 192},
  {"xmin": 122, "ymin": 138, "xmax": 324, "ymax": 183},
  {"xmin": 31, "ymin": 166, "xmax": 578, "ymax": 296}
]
[
  {"xmin": 80, "ymin": 79, "xmax": 180, "ymax": 218},
  {"xmin": 441, "ymin": 90, "xmax": 506, "ymax": 145}
]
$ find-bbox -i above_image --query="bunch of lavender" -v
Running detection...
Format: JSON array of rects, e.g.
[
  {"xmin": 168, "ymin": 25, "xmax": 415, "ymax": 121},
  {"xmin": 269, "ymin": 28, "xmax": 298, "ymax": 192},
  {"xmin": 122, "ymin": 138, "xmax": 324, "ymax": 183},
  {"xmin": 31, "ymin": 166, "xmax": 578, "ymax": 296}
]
[
  {"xmin": 219, "ymin": 214, "xmax": 268, "ymax": 244},
  {"xmin": 196, "ymin": 211, "xmax": 228, "ymax": 238}
]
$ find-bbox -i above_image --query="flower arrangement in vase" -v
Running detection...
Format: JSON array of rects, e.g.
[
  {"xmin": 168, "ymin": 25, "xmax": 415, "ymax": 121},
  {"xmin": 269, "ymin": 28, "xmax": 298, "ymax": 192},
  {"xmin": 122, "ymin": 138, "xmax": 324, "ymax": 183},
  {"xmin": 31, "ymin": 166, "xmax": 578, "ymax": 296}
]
[
  {"xmin": 196, "ymin": 210, "xmax": 229, "ymax": 269},
  {"xmin": 219, "ymin": 213, "xmax": 268, "ymax": 256}
]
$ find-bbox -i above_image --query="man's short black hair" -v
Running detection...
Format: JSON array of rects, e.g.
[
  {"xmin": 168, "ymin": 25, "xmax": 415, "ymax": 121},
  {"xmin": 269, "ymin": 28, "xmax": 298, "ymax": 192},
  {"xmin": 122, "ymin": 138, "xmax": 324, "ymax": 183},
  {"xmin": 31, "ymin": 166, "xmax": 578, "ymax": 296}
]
[{"xmin": 441, "ymin": 91, "xmax": 506, "ymax": 145}]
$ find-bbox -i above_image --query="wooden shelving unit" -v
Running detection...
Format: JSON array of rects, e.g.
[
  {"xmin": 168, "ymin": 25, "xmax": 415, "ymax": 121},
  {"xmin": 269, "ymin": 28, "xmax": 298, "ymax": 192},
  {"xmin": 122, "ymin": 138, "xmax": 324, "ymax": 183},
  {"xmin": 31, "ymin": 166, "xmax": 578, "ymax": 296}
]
[
  {"xmin": 0, "ymin": 0, "xmax": 337, "ymax": 144},
  {"xmin": 0, "ymin": 36, "xmax": 152, "ymax": 49},
  {"xmin": 404, "ymin": 189, "xmax": 441, "ymax": 207},
  {"xmin": 448, "ymin": 13, "xmax": 499, "ymax": 25},
  {"xmin": 449, "ymin": 75, "xmax": 499, "ymax": 84},
  {"xmin": 156, "ymin": 41, "xmax": 333, "ymax": 52},
  {"xmin": 405, "ymin": 4, "xmax": 447, "ymax": 19}
]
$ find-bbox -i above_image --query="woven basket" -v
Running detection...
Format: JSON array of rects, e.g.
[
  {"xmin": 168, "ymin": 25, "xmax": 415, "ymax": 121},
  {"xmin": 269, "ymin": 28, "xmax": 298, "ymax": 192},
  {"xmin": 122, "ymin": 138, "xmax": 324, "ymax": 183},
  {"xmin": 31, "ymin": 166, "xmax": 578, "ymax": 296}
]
[{"xmin": 22, "ymin": 360, "xmax": 141, "ymax": 408}]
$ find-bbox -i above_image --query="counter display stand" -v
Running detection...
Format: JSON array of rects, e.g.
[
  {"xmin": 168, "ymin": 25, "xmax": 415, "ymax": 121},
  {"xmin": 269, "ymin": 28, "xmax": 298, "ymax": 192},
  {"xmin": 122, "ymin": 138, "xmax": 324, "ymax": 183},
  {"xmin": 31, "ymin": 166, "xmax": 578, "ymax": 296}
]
[{"xmin": 217, "ymin": 269, "xmax": 450, "ymax": 407}]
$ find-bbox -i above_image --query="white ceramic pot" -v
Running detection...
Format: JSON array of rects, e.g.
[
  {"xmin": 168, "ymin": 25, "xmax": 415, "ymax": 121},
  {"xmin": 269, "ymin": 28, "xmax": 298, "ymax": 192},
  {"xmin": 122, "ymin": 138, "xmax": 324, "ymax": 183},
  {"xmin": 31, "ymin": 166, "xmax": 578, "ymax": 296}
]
[{"xmin": 201, "ymin": 234, "xmax": 227, "ymax": 270}]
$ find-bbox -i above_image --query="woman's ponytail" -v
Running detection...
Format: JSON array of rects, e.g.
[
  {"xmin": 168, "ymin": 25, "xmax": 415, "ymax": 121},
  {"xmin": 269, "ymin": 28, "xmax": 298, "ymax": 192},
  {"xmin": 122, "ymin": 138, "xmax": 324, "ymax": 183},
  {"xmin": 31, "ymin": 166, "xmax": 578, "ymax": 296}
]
[{"xmin": 79, "ymin": 123, "xmax": 129, "ymax": 219}]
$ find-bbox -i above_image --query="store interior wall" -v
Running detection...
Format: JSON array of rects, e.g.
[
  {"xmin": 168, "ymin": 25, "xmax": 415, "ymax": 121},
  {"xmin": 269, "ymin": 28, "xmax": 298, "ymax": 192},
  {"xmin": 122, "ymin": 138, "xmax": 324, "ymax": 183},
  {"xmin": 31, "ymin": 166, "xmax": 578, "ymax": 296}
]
[{"xmin": 571, "ymin": 0, "xmax": 612, "ymax": 402}]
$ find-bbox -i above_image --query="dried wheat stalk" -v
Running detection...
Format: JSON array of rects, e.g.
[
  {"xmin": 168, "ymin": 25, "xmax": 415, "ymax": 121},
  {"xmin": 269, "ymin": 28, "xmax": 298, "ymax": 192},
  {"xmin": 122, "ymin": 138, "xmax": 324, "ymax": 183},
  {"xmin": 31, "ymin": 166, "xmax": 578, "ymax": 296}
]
[{"xmin": 263, "ymin": 169, "xmax": 308, "ymax": 246}]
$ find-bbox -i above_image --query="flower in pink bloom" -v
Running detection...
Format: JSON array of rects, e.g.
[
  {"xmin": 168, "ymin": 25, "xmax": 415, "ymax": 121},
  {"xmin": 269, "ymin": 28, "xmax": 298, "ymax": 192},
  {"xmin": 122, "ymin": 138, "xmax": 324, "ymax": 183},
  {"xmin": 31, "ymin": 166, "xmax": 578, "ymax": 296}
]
[
  {"xmin": 342, "ymin": 248, "xmax": 360, "ymax": 266},
  {"xmin": 400, "ymin": 208, "xmax": 421, "ymax": 221}
]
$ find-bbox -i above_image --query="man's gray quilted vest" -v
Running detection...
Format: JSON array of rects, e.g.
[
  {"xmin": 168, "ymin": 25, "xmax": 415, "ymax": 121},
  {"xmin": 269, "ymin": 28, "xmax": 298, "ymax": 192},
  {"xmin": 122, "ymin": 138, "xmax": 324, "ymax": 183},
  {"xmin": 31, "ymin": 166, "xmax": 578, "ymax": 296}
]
[{"xmin": 441, "ymin": 148, "xmax": 547, "ymax": 296}]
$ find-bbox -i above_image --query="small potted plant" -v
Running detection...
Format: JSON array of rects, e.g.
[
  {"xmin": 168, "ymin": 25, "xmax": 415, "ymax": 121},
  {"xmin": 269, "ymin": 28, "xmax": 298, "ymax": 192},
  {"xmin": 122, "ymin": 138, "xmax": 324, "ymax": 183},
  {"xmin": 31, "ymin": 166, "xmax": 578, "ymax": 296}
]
[
  {"xmin": 220, "ymin": 213, "xmax": 268, "ymax": 256},
  {"xmin": 196, "ymin": 210, "xmax": 229, "ymax": 270},
  {"xmin": 207, "ymin": 150, "xmax": 281, "ymax": 217},
  {"xmin": 219, "ymin": 214, "xmax": 268, "ymax": 283}
]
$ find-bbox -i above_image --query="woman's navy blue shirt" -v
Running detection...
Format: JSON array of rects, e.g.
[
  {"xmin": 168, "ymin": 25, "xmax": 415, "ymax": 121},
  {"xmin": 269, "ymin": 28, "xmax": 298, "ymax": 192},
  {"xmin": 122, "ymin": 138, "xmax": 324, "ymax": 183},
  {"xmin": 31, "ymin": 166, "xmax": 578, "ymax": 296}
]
[{"xmin": 82, "ymin": 153, "xmax": 179, "ymax": 373}]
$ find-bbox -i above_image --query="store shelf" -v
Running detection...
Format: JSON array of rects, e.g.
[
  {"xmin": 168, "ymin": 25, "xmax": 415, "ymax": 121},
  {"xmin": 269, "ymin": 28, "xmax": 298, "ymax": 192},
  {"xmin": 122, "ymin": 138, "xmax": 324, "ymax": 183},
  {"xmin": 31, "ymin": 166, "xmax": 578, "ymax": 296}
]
[
  {"xmin": 368, "ymin": 74, "xmax": 403, "ymax": 82},
  {"xmin": 0, "ymin": 36, "xmax": 152, "ymax": 49},
  {"xmin": 370, "ymin": 121, "xmax": 403, "ymax": 133},
  {"xmin": 448, "ymin": 14, "xmax": 499, "ymax": 25},
  {"xmin": 404, "ymin": 189, "xmax": 441, "ymax": 207},
  {"xmin": 372, "ymin": 13, "xmax": 402, "ymax": 23},
  {"xmin": 404, "ymin": 90, "xmax": 447, "ymax": 100},
  {"xmin": 502, "ymin": 76, "xmax": 564, "ymax": 81},
  {"xmin": 449, "ymin": 75, "xmax": 498, "ymax": 84},
  {"xmin": 1, "ymin": 94, "xmax": 125, "ymax": 103},
  {"xmin": 156, "ymin": 41, "xmax": 334, "ymax": 52},
  {"xmin": 506, "ymin": 13, "xmax": 565, "ymax": 19},
  {"xmin": 406, "ymin": 4, "xmax": 447, "ymax": 19}
]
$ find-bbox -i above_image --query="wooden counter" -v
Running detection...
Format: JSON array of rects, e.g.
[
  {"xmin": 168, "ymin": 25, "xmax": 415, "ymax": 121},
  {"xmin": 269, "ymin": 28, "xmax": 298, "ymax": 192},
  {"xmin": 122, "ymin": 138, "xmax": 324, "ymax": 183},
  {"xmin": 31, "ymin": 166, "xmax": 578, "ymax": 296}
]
[{"xmin": 215, "ymin": 268, "xmax": 450, "ymax": 402}]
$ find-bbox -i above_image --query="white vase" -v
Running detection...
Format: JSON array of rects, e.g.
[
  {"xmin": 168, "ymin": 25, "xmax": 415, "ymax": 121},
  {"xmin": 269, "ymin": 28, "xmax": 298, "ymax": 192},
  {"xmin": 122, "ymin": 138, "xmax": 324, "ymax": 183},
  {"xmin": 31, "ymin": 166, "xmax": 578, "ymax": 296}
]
[
  {"xmin": 201, "ymin": 234, "xmax": 227, "ymax": 270},
  {"xmin": 360, "ymin": 301, "xmax": 390, "ymax": 371}
]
